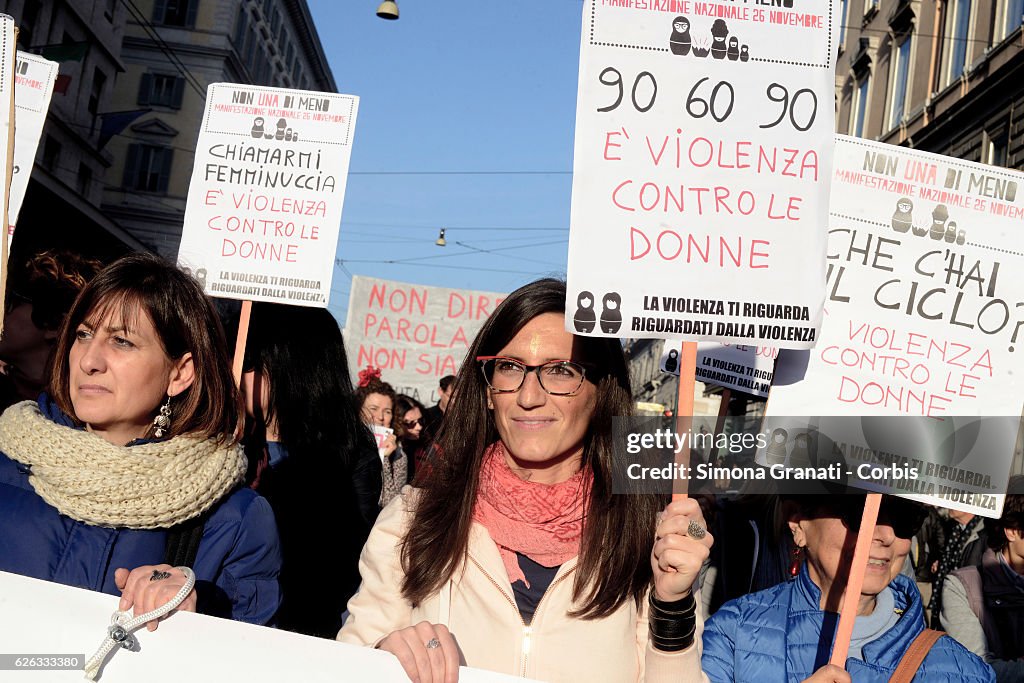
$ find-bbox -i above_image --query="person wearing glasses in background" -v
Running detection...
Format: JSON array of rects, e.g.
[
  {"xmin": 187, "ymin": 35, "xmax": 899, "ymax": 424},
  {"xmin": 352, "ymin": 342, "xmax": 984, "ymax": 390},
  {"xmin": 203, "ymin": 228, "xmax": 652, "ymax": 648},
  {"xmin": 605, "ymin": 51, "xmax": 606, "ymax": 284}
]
[
  {"xmin": 339, "ymin": 279, "xmax": 712, "ymax": 683},
  {"xmin": 702, "ymin": 495, "xmax": 994, "ymax": 683},
  {"xmin": 393, "ymin": 394, "xmax": 432, "ymax": 483}
]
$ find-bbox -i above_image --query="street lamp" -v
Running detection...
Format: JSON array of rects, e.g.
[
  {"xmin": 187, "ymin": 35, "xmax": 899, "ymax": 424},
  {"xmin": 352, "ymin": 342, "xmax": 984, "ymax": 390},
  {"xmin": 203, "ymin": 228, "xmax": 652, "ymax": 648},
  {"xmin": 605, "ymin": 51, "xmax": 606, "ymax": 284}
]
[
  {"xmin": 435, "ymin": 228, "xmax": 447, "ymax": 247},
  {"xmin": 376, "ymin": 1, "xmax": 399, "ymax": 20}
]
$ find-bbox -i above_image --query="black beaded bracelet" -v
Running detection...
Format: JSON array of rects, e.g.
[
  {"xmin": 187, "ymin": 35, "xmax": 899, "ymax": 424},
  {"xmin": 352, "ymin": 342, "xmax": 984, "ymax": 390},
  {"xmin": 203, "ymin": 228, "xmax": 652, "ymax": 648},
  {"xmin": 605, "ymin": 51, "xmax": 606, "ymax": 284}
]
[{"xmin": 648, "ymin": 592, "xmax": 697, "ymax": 652}]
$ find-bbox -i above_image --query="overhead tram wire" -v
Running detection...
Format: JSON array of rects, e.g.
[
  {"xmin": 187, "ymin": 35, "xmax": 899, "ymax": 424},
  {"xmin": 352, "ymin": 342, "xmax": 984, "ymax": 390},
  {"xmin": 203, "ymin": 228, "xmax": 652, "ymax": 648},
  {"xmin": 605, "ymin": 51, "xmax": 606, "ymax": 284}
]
[{"xmin": 335, "ymin": 260, "xmax": 555, "ymax": 277}]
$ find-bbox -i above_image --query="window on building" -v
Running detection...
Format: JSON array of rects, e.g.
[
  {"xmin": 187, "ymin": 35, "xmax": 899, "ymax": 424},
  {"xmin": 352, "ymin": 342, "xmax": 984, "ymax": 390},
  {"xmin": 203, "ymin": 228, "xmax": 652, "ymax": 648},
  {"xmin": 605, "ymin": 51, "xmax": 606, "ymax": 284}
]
[
  {"xmin": 850, "ymin": 77, "xmax": 870, "ymax": 137},
  {"xmin": 943, "ymin": 0, "xmax": 973, "ymax": 85},
  {"xmin": 123, "ymin": 144, "xmax": 174, "ymax": 193},
  {"xmin": 18, "ymin": 2, "xmax": 40, "ymax": 49},
  {"xmin": 838, "ymin": 0, "xmax": 849, "ymax": 47},
  {"xmin": 887, "ymin": 35, "xmax": 912, "ymax": 129},
  {"xmin": 233, "ymin": 5, "xmax": 249, "ymax": 47},
  {"xmin": 998, "ymin": 0, "xmax": 1024, "ymax": 40},
  {"xmin": 138, "ymin": 73, "xmax": 185, "ymax": 108},
  {"xmin": 985, "ymin": 131, "xmax": 1009, "ymax": 167},
  {"xmin": 153, "ymin": 0, "xmax": 199, "ymax": 28},
  {"xmin": 285, "ymin": 41, "xmax": 295, "ymax": 69},
  {"xmin": 292, "ymin": 61, "xmax": 302, "ymax": 85},
  {"xmin": 42, "ymin": 136, "xmax": 62, "ymax": 172},
  {"xmin": 864, "ymin": 0, "xmax": 880, "ymax": 17},
  {"xmin": 105, "ymin": 0, "xmax": 117, "ymax": 21},
  {"xmin": 270, "ymin": 9, "xmax": 282, "ymax": 36},
  {"xmin": 77, "ymin": 163, "xmax": 93, "ymax": 196},
  {"xmin": 88, "ymin": 69, "xmax": 107, "ymax": 117}
]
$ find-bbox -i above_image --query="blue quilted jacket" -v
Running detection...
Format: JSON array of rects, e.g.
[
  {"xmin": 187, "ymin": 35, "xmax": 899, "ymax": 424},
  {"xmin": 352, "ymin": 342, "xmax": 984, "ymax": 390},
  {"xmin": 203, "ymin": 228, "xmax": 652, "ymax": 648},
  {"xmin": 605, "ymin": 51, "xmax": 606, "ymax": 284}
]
[
  {"xmin": 0, "ymin": 395, "xmax": 281, "ymax": 624},
  {"xmin": 702, "ymin": 563, "xmax": 995, "ymax": 682}
]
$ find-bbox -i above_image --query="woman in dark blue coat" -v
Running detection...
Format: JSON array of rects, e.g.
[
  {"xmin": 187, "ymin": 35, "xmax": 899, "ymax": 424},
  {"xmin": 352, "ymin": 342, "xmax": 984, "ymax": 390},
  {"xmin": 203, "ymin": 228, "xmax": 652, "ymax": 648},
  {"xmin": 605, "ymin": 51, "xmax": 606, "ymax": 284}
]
[
  {"xmin": 702, "ymin": 494, "xmax": 994, "ymax": 683},
  {"xmin": 0, "ymin": 254, "xmax": 280, "ymax": 627}
]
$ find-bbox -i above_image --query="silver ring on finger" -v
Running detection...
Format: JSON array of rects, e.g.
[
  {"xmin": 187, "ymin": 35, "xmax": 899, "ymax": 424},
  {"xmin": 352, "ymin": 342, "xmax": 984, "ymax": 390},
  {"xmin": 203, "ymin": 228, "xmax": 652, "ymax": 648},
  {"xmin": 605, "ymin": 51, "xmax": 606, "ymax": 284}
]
[
  {"xmin": 425, "ymin": 638, "xmax": 441, "ymax": 650},
  {"xmin": 687, "ymin": 519, "xmax": 707, "ymax": 540}
]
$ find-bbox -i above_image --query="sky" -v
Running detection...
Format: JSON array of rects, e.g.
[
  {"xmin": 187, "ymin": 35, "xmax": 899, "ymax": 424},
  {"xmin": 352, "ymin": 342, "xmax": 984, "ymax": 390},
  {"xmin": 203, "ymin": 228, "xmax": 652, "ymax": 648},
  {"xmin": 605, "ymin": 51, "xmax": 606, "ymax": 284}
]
[{"xmin": 307, "ymin": 1, "xmax": 587, "ymax": 325}]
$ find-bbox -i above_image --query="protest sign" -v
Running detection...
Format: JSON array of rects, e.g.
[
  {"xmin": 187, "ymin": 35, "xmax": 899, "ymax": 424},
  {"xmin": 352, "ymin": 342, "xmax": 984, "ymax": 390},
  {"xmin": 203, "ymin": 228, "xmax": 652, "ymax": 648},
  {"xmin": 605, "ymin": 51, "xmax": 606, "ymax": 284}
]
[
  {"xmin": 177, "ymin": 83, "xmax": 358, "ymax": 308},
  {"xmin": 766, "ymin": 135, "xmax": 1024, "ymax": 517},
  {"xmin": 9, "ymin": 51, "xmax": 57, "ymax": 242},
  {"xmin": 0, "ymin": 571, "xmax": 538, "ymax": 683},
  {"xmin": 660, "ymin": 342, "xmax": 777, "ymax": 398},
  {"xmin": 0, "ymin": 16, "xmax": 15, "ymax": 331},
  {"xmin": 345, "ymin": 275, "xmax": 505, "ymax": 404},
  {"xmin": 567, "ymin": 0, "xmax": 840, "ymax": 348}
]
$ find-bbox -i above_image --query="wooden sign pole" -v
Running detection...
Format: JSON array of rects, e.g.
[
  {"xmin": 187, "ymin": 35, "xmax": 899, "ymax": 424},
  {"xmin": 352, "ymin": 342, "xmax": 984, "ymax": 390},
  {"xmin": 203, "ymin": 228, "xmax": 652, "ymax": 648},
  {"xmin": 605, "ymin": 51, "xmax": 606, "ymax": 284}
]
[
  {"xmin": 672, "ymin": 341, "xmax": 698, "ymax": 501},
  {"xmin": 829, "ymin": 493, "xmax": 882, "ymax": 667}
]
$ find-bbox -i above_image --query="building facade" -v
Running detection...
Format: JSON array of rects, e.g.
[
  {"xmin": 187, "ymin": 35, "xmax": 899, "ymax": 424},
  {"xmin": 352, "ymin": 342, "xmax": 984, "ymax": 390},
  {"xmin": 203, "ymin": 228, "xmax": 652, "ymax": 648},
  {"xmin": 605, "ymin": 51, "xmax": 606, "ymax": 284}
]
[
  {"xmin": 2, "ymin": 0, "xmax": 144, "ymax": 263},
  {"xmin": 6, "ymin": 0, "xmax": 334, "ymax": 262},
  {"xmin": 101, "ymin": 0, "xmax": 336, "ymax": 257},
  {"xmin": 837, "ymin": 0, "xmax": 1022, "ymax": 168}
]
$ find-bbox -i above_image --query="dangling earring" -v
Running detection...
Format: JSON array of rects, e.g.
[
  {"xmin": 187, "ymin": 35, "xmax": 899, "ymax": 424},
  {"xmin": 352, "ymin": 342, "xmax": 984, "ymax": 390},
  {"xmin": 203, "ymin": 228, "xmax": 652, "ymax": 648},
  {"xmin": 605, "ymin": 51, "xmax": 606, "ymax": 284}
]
[
  {"xmin": 789, "ymin": 544, "xmax": 804, "ymax": 577},
  {"xmin": 153, "ymin": 396, "xmax": 172, "ymax": 438}
]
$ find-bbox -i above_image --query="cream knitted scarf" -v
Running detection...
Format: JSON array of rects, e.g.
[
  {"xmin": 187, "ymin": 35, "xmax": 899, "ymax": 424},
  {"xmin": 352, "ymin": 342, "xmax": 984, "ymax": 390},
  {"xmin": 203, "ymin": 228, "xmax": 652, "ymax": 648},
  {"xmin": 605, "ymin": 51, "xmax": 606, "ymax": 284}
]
[{"xmin": 0, "ymin": 401, "xmax": 246, "ymax": 529}]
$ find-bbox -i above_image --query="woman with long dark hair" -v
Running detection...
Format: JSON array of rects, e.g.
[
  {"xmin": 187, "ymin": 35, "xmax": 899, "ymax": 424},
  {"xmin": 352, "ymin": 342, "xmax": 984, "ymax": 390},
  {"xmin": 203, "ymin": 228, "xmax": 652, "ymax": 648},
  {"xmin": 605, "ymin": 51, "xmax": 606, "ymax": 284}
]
[
  {"xmin": 242, "ymin": 302, "xmax": 381, "ymax": 637},
  {"xmin": 340, "ymin": 279, "xmax": 711, "ymax": 682}
]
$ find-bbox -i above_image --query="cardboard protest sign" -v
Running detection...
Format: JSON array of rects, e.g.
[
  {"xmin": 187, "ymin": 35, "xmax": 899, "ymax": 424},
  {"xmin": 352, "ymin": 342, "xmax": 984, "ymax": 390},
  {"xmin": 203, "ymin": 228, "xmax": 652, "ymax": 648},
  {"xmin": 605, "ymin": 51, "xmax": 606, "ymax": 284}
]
[
  {"xmin": 10, "ymin": 51, "xmax": 57, "ymax": 242},
  {"xmin": 0, "ymin": 571, "xmax": 538, "ymax": 683},
  {"xmin": 765, "ymin": 135, "xmax": 1024, "ymax": 517},
  {"xmin": 660, "ymin": 342, "xmax": 777, "ymax": 398},
  {"xmin": 178, "ymin": 84, "xmax": 358, "ymax": 307},
  {"xmin": 0, "ymin": 15, "xmax": 15, "ymax": 332},
  {"xmin": 567, "ymin": 0, "xmax": 840, "ymax": 348},
  {"xmin": 345, "ymin": 276, "xmax": 505, "ymax": 405}
]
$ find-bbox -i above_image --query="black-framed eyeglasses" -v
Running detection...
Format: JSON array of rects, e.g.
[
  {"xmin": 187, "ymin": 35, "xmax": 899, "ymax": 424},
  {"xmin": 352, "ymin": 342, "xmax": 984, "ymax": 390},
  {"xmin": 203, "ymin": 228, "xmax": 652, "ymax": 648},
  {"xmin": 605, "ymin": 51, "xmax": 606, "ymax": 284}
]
[{"xmin": 476, "ymin": 356, "xmax": 587, "ymax": 396}]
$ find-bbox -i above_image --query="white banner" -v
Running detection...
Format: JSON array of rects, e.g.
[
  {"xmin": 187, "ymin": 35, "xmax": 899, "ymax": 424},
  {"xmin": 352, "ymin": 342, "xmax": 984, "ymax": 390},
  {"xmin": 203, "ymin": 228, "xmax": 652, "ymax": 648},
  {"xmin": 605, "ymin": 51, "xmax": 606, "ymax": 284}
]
[
  {"xmin": 345, "ymin": 276, "xmax": 505, "ymax": 405},
  {"xmin": 178, "ymin": 83, "xmax": 358, "ymax": 307},
  {"xmin": 660, "ymin": 343, "xmax": 777, "ymax": 398},
  {"xmin": 766, "ymin": 135, "xmax": 1024, "ymax": 516},
  {"xmin": 0, "ymin": 571, "xmax": 537, "ymax": 682},
  {"xmin": 9, "ymin": 51, "xmax": 57, "ymax": 241},
  {"xmin": 0, "ymin": 15, "xmax": 15, "ymax": 330},
  {"xmin": 567, "ymin": 0, "xmax": 840, "ymax": 348}
]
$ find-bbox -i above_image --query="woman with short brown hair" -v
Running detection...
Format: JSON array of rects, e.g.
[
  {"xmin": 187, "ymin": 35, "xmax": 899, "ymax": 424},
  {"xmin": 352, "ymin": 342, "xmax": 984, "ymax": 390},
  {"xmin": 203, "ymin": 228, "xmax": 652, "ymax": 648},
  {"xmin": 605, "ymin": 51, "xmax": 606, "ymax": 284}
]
[{"xmin": 0, "ymin": 253, "xmax": 281, "ymax": 628}]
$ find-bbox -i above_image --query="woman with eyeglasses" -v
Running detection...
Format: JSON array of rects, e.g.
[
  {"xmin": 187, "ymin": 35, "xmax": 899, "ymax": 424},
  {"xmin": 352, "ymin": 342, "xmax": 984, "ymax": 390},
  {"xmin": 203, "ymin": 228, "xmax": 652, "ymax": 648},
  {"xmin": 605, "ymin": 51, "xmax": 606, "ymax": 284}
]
[
  {"xmin": 339, "ymin": 279, "xmax": 712, "ymax": 683},
  {"xmin": 393, "ymin": 394, "xmax": 432, "ymax": 483},
  {"xmin": 702, "ymin": 494, "xmax": 994, "ymax": 683},
  {"xmin": 241, "ymin": 302, "xmax": 381, "ymax": 638}
]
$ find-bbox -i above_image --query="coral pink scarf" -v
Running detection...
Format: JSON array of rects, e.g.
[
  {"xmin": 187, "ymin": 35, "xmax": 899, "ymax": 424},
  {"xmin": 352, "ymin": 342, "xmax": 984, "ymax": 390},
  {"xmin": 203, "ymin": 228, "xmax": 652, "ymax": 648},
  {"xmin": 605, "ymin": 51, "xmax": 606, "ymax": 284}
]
[{"xmin": 472, "ymin": 442, "xmax": 591, "ymax": 588}]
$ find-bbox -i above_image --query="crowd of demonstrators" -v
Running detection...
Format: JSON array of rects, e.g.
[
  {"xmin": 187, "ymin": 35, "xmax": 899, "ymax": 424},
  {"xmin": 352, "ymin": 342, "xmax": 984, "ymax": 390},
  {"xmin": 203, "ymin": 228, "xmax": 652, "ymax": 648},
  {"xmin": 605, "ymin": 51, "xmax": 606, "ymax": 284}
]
[
  {"xmin": 0, "ymin": 253, "xmax": 281, "ymax": 627},
  {"xmin": 0, "ymin": 253, "xmax": 1013, "ymax": 682},
  {"xmin": 703, "ymin": 494, "xmax": 994, "ymax": 682},
  {"xmin": 355, "ymin": 368, "xmax": 410, "ymax": 507},
  {"xmin": 0, "ymin": 250, "xmax": 104, "ymax": 412},
  {"xmin": 422, "ymin": 373, "xmax": 455, "ymax": 436},
  {"xmin": 240, "ymin": 302, "xmax": 381, "ymax": 638},
  {"xmin": 942, "ymin": 476, "xmax": 1024, "ymax": 682},
  {"xmin": 339, "ymin": 279, "xmax": 712, "ymax": 683},
  {"xmin": 931, "ymin": 506, "xmax": 989, "ymax": 628},
  {"xmin": 393, "ymin": 393, "xmax": 431, "ymax": 480}
]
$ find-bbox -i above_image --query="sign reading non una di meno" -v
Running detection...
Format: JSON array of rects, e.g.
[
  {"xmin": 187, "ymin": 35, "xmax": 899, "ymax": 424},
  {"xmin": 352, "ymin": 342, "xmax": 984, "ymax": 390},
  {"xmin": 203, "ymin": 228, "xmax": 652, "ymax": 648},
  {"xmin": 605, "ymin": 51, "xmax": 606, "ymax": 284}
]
[
  {"xmin": 567, "ymin": 0, "xmax": 840, "ymax": 348},
  {"xmin": 766, "ymin": 136, "xmax": 1024, "ymax": 517},
  {"xmin": 178, "ymin": 83, "xmax": 358, "ymax": 308}
]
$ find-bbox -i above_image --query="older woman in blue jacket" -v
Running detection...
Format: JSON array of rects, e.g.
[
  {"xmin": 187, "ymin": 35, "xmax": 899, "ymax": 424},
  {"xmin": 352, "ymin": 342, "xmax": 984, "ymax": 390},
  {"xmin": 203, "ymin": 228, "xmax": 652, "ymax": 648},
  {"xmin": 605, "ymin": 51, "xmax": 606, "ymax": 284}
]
[
  {"xmin": 0, "ymin": 254, "xmax": 280, "ymax": 627},
  {"xmin": 702, "ymin": 494, "xmax": 994, "ymax": 683}
]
